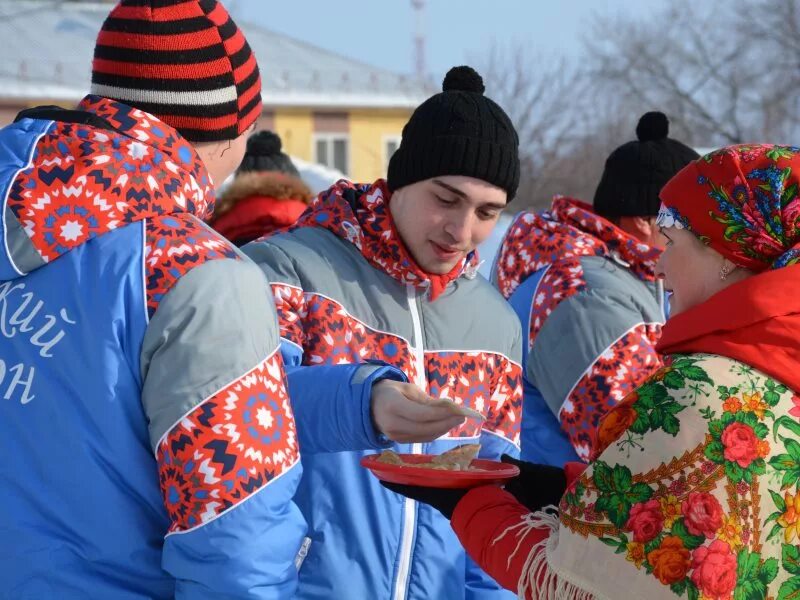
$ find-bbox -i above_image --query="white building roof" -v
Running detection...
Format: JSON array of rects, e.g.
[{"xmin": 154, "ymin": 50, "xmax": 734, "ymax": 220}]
[{"xmin": 0, "ymin": 1, "xmax": 429, "ymax": 109}]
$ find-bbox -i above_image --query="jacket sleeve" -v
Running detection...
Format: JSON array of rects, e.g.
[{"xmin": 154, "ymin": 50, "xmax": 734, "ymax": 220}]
[
  {"xmin": 453, "ymin": 463, "xmax": 588, "ymax": 598},
  {"xmin": 465, "ymin": 319, "xmax": 524, "ymax": 599},
  {"xmin": 139, "ymin": 257, "xmax": 305, "ymax": 599},
  {"xmin": 244, "ymin": 239, "xmax": 404, "ymax": 454},
  {"xmin": 528, "ymin": 284, "xmax": 663, "ymax": 462},
  {"xmin": 477, "ymin": 319, "xmax": 523, "ymax": 462},
  {"xmin": 455, "ymin": 487, "xmax": 547, "ymax": 596}
]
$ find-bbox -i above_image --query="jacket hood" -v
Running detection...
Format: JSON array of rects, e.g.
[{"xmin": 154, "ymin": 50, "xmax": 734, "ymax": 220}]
[
  {"xmin": 214, "ymin": 171, "xmax": 312, "ymax": 219},
  {"xmin": 1, "ymin": 95, "xmax": 214, "ymax": 281},
  {"xmin": 292, "ymin": 179, "xmax": 481, "ymax": 301},
  {"xmin": 495, "ymin": 196, "xmax": 661, "ymax": 299}
]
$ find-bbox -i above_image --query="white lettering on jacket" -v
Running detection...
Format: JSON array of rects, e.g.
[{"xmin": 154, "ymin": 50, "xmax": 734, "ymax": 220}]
[{"xmin": 0, "ymin": 281, "xmax": 75, "ymax": 404}]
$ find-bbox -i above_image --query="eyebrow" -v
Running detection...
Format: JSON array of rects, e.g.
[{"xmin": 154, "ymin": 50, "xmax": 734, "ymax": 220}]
[
  {"xmin": 433, "ymin": 179, "xmax": 468, "ymax": 198},
  {"xmin": 432, "ymin": 179, "xmax": 507, "ymax": 210}
]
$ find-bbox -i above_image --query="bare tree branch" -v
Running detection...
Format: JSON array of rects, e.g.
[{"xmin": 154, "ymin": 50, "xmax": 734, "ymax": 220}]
[
  {"xmin": 475, "ymin": 42, "xmax": 594, "ymax": 208},
  {"xmin": 469, "ymin": 1, "xmax": 800, "ymax": 210},
  {"xmin": 585, "ymin": 0, "xmax": 800, "ymax": 145}
]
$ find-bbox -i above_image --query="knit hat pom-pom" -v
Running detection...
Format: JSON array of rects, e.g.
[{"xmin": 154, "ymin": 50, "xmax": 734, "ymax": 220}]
[
  {"xmin": 246, "ymin": 131, "xmax": 283, "ymax": 156},
  {"xmin": 636, "ymin": 111, "xmax": 669, "ymax": 142},
  {"xmin": 442, "ymin": 66, "xmax": 485, "ymax": 94}
]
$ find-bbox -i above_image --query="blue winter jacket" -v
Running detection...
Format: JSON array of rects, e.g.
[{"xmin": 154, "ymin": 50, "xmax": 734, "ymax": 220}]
[
  {"xmin": 0, "ymin": 98, "xmax": 305, "ymax": 598},
  {"xmin": 245, "ymin": 179, "xmax": 524, "ymax": 600},
  {"xmin": 493, "ymin": 198, "xmax": 666, "ymax": 466}
]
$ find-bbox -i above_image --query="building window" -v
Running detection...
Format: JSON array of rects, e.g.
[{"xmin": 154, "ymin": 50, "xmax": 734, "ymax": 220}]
[
  {"xmin": 314, "ymin": 134, "xmax": 349, "ymax": 176},
  {"xmin": 384, "ymin": 135, "xmax": 401, "ymax": 171}
]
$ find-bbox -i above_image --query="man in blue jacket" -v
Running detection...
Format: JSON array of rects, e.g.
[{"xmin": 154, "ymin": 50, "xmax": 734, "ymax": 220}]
[
  {"xmin": 494, "ymin": 112, "xmax": 699, "ymax": 466},
  {"xmin": 0, "ymin": 1, "xmax": 305, "ymax": 597},
  {"xmin": 246, "ymin": 66, "xmax": 524, "ymax": 599}
]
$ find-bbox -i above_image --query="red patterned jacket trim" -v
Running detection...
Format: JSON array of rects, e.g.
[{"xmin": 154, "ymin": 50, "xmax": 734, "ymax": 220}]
[
  {"xmin": 269, "ymin": 282, "xmax": 522, "ymax": 445},
  {"xmin": 144, "ymin": 214, "xmax": 239, "ymax": 318},
  {"xmin": 559, "ymin": 322, "xmax": 663, "ymax": 461},
  {"xmin": 157, "ymin": 348, "xmax": 299, "ymax": 534},
  {"xmin": 496, "ymin": 197, "xmax": 661, "ymax": 300}
]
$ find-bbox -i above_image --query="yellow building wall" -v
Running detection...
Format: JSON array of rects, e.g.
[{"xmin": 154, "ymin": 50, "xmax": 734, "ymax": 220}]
[
  {"xmin": 271, "ymin": 107, "xmax": 412, "ymax": 183},
  {"xmin": 273, "ymin": 109, "xmax": 313, "ymax": 162},
  {"xmin": 348, "ymin": 109, "xmax": 412, "ymax": 182},
  {"xmin": 0, "ymin": 103, "xmax": 410, "ymax": 183}
]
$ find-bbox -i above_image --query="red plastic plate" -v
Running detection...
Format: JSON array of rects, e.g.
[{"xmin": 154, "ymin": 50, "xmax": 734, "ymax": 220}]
[{"xmin": 361, "ymin": 453, "xmax": 520, "ymax": 489}]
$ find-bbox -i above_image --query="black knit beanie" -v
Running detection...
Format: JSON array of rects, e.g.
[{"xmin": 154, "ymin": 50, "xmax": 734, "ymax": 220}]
[
  {"xmin": 387, "ymin": 66, "xmax": 520, "ymax": 200},
  {"xmin": 237, "ymin": 131, "xmax": 300, "ymax": 178},
  {"xmin": 593, "ymin": 112, "xmax": 700, "ymax": 218}
]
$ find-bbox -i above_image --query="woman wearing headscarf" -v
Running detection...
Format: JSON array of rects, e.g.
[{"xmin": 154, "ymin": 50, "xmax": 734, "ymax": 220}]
[{"xmin": 385, "ymin": 144, "xmax": 800, "ymax": 599}]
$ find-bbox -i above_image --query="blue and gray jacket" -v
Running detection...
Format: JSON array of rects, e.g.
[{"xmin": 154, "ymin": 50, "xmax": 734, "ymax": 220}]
[
  {"xmin": 245, "ymin": 179, "xmax": 523, "ymax": 600},
  {"xmin": 493, "ymin": 197, "xmax": 666, "ymax": 465},
  {"xmin": 0, "ymin": 97, "xmax": 305, "ymax": 598}
]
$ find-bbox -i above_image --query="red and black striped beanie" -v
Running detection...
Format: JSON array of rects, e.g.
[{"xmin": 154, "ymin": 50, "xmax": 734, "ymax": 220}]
[{"xmin": 91, "ymin": 0, "xmax": 262, "ymax": 142}]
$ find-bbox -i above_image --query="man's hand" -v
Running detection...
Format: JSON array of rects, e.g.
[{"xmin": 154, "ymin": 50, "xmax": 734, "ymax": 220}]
[{"xmin": 371, "ymin": 380, "xmax": 465, "ymax": 443}]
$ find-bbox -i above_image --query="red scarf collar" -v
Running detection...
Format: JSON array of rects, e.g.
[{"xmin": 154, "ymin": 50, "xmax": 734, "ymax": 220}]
[
  {"xmin": 657, "ymin": 264, "xmax": 800, "ymax": 393},
  {"xmin": 293, "ymin": 179, "xmax": 480, "ymax": 300},
  {"xmin": 496, "ymin": 196, "xmax": 661, "ymax": 298}
]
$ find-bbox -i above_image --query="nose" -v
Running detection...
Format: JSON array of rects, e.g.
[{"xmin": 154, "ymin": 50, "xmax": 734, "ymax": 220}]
[{"xmin": 443, "ymin": 211, "xmax": 472, "ymax": 246}]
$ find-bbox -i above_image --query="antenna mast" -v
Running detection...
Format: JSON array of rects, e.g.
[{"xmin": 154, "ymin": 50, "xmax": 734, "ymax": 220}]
[{"xmin": 411, "ymin": 0, "xmax": 426, "ymax": 82}]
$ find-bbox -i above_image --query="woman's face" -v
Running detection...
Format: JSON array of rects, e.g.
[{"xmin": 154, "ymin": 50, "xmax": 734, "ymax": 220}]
[{"xmin": 656, "ymin": 226, "xmax": 736, "ymax": 316}]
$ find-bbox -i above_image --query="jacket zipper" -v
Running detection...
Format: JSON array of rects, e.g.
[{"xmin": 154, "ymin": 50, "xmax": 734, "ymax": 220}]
[{"xmin": 393, "ymin": 285, "xmax": 427, "ymax": 600}]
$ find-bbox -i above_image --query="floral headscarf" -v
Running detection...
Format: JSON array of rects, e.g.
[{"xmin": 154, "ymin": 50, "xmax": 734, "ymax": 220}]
[{"xmin": 657, "ymin": 144, "xmax": 800, "ymax": 271}]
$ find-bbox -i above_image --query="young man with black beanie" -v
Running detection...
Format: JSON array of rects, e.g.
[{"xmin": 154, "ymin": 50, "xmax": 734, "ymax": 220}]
[
  {"xmin": 245, "ymin": 66, "xmax": 523, "ymax": 599},
  {"xmin": 0, "ymin": 1, "xmax": 305, "ymax": 597},
  {"xmin": 491, "ymin": 111, "xmax": 699, "ymax": 467}
]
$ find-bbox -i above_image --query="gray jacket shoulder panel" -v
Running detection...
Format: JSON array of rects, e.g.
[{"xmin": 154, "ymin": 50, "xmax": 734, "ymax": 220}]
[
  {"xmin": 246, "ymin": 228, "xmax": 522, "ymax": 362},
  {"xmin": 578, "ymin": 255, "xmax": 662, "ymax": 320},
  {"xmin": 4, "ymin": 206, "xmax": 44, "ymax": 275},
  {"xmin": 140, "ymin": 257, "xmax": 280, "ymax": 451},
  {"xmin": 529, "ymin": 255, "xmax": 663, "ymax": 416},
  {"xmin": 246, "ymin": 228, "xmax": 414, "ymax": 343}
]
